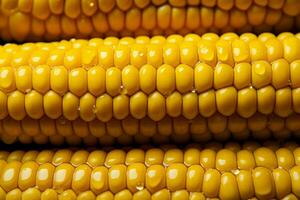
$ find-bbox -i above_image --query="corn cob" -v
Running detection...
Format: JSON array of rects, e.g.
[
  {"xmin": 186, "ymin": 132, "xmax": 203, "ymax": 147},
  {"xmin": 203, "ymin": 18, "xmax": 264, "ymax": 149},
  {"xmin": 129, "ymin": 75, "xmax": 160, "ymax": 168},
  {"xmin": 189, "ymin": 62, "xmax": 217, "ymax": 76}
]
[
  {"xmin": 0, "ymin": 112, "xmax": 300, "ymax": 146},
  {"xmin": 0, "ymin": 143, "xmax": 298, "ymax": 199},
  {"xmin": 0, "ymin": 33, "xmax": 300, "ymax": 121},
  {"xmin": 0, "ymin": 0, "xmax": 300, "ymax": 41}
]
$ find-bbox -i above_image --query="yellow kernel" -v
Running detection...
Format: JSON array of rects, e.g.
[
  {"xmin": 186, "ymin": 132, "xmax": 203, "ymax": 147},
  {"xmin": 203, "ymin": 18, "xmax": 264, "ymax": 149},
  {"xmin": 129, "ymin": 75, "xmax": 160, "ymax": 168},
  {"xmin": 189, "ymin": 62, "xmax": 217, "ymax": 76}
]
[
  {"xmin": 252, "ymin": 61, "xmax": 272, "ymax": 89},
  {"xmin": 32, "ymin": 0, "xmax": 50, "ymax": 20},
  {"xmin": 186, "ymin": 8, "xmax": 200, "ymax": 30},
  {"xmin": 108, "ymin": 165, "xmax": 127, "ymax": 193},
  {"xmin": 131, "ymin": 44, "xmax": 147, "ymax": 68},
  {"xmin": 22, "ymin": 188, "xmax": 41, "ymax": 200},
  {"xmin": 182, "ymin": 93, "xmax": 198, "ymax": 119},
  {"xmin": 275, "ymin": 88, "xmax": 292, "ymax": 117},
  {"xmin": 247, "ymin": 5, "xmax": 266, "ymax": 26},
  {"xmin": 79, "ymin": 93, "xmax": 96, "ymax": 121},
  {"xmin": 216, "ymin": 87, "xmax": 237, "ymax": 116},
  {"xmin": 214, "ymin": 63, "xmax": 233, "ymax": 89},
  {"xmin": 198, "ymin": 90, "xmax": 216, "ymax": 117},
  {"xmin": 126, "ymin": 8, "xmax": 141, "ymax": 32},
  {"xmin": 18, "ymin": 161, "xmax": 39, "ymax": 190},
  {"xmin": 130, "ymin": 92, "xmax": 147, "ymax": 119},
  {"xmin": 249, "ymin": 39, "xmax": 268, "ymax": 61},
  {"xmin": 257, "ymin": 86, "xmax": 275, "ymax": 115},
  {"xmin": 64, "ymin": 0, "xmax": 80, "ymax": 19},
  {"xmin": 147, "ymin": 44, "xmax": 162, "ymax": 68},
  {"xmin": 175, "ymin": 64, "xmax": 193, "ymax": 93},
  {"xmin": 25, "ymin": 90, "xmax": 43, "ymax": 119},
  {"xmin": 157, "ymin": 5, "xmax": 171, "ymax": 29},
  {"xmin": 157, "ymin": 64, "xmax": 175, "ymax": 95},
  {"xmin": 108, "ymin": 8, "xmax": 125, "ymax": 31},
  {"xmin": 64, "ymin": 48, "xmax": 81, "ymax": 69},
  {"xmin": 49, "ymin": 0, "xmax": 63, "ymax": 14},
  {"xmin": 69, "ymin": 68, "xmax": 87, "ymax": 97},
  {"xmin": 0, "ymin": 67, "xmax": 16, "ymax": 93},
  {"xmin": 105, "ymin": 68, "xmax": 122, "ymax": 96},
  {"xmin": 163, "ymin": 43, "xmax": 180, "ymax": 67},
  {"xmin": 113, "ymin": 95, "xmax": 129, "ymax": 120},
  {"xmin": 146, "ymin": 165, "xmax": 166, "ymax": 193},
  {"xmin": 237, "ymin": 87, "xmax": 257, "ymax": 118},
  {"xmin": 63, "ymin": 92, "xmax": 79, "ymax": 120},
  {"xmin": 95, "ymin": 94, "xmax": 113, "ymax": 122},
  {"xmin": 8, "ymin": 91, "xmax": 26, "ymax": 120},
  {"xmin": 148, "ymin": 92, "xmax": 166, "ymax": 121},
  {"xmin": 44, "ymin": 92, "xmax": 62, "ymax": 119},
  {"xmin": 142, "ymin": 6, "xmax": 156, "ymax": 30},
  {"xmin": 232, "ymin": 39, "xmax": 250, "ymax": 63},
  {"xmin": 237, "ymin": 170, "xmax": 254, "ymax": 199},
  {"xmin": 202, "ymin": 169, "xmax": 221, "ymax": 198},
  {"xmin": 122, "ymin": 65, "xmax": 139, "ymax": 95},
  {"xmin": 219, "ymin": 172, "xmax": 240, "ymax": 200},
  {"xmin": 9, "ymin": 12, "xmax": 30, "ymax": 41},
  {"xmin": 283, "ymin": 36, "xmax": 300, "ymax": 63},
  {"xmin": 252, "ymin": 167, "xmax": 276, "ymax": 199}
]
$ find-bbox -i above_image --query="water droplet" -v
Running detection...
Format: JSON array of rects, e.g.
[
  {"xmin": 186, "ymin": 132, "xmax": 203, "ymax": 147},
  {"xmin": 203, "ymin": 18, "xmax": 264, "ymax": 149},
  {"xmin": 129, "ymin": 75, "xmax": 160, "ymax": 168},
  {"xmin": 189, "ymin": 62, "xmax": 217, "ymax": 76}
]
[
  {"xmin": 89, "ymin": 2, "xmax": 95, "ymax": 7},
  {"xmin": 136, "ymin": 183, "xmax": 144, "ymax": 191},
  {"xmin": 231, "ymin": 169, "xmax": 240, "ymax": 175},
  {"xmin": 77, "ymin": 107, "xmax": 81, "ymax": 111},
  {"xmin": 25, "ymin": 88, "xmax": 31, "ymax": 93},
  {"xmin": 93, "ymin": 105, "xmax": 98, "ymax": 113},
  {"xmin": 162, "ymin": 162, "xmax": 168, "ymax": 167}
]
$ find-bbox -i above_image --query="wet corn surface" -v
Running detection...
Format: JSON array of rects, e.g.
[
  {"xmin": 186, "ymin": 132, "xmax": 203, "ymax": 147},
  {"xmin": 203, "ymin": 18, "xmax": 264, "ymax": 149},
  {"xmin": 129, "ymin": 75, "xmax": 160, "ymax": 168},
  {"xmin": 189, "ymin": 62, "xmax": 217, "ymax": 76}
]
[
  {"xmin": 0, "ymin": 33, "xmax": 299, "ymax": 145},
  {"xmin": 1, "ymin": 1, "xmax": 300, "ymax": 200}
]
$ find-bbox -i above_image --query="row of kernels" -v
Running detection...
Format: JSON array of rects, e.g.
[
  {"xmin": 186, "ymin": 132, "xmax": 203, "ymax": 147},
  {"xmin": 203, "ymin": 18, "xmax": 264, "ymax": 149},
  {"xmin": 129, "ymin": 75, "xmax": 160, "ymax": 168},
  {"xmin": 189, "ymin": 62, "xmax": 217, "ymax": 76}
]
[
  {"xmin": 1, "ymin": 112, "xmax": 300, "ymax": 138},
  {"xmin": 3, "ymin": 36, "xmax": 300, "ymax": 68},
  {"xmin": 1, "ymin": 141, "xmax": 298, "ymax": 161},
  {"xmin": 1, "ymin": 0, "xmax": 299, "ymax": 14},
  {"xmin": 0, "ymin": 188, "xmax": 210, "ymax": 200},
  {"xmin": 1, "ymin": 143, "xmax": 300, "ymax": 166},
  {"xmin": 1, "ymin": 34, "xmax": 300, "ymax": 67},
  {"xmin": 1, "ymin": 86, "xmax": 299, "ymax": 121},
  {"xmin": 0, "ymin": 187, "xmax": 297, "ymax": 200},
  {"xmin": 1, "ymin": 112, "xmax": 300, "ymax": 139},
  {"xmin": 1, "ymin": 132, "xmax": 138, "ymax": 146},
  {"xmin": 2, "ymin": 188, "xmax": 300, "ymax": 200},
  {"xmin": 0, "ymin": 7, "xmax": 292, "ymax": 40},
  {"xmin": 1, "ymin": 58, "xmax": 300, "ymax": 95},
  {"xmin": 2, "ymin": 3, "xmax": 300, "ymax": 39},
  {"xmin": 0, "ymin": 32, "xmax": 288, "ymax": 53},
  {"xmin": 167, "ymin": 0, "xmax": 300, "ymax": 14},
  {"xmin": 0, "ymin": 125, "xmax": 281, "ymax": 145},
  {"xmin": 0, "ymin": 141, "xmax": 297, "ymax": 163},
  {"xmin": 3, "ymin": 129, "xmax": 297, "ymax": 146},
  {"xmin": 3, "ymin": 19, "xmax": 300, "ymax": 42},
  {"xmin": 0, "ymin": 33, "xmax": 206, "ymax": 54},
  {"xmin": 0, "ymin": 148, "xmax": 299, "ymax": 198},
  {"xmin": 0, "ymin": 32, "xmax": 296, "ymax": 52}
]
